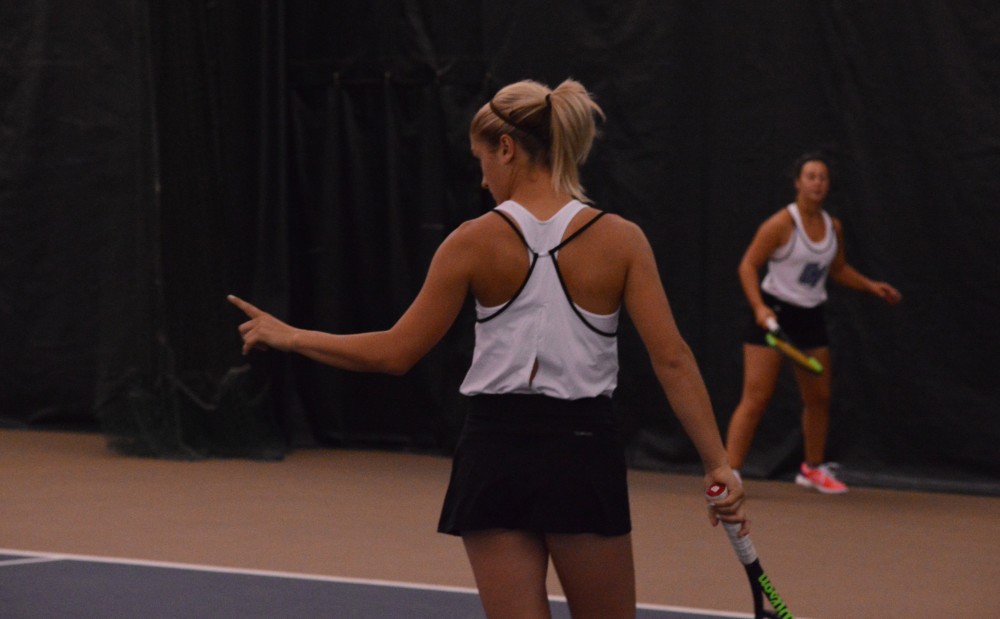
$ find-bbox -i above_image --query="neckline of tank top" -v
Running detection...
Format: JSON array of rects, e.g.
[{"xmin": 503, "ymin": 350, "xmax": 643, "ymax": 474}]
[
  {"xmin": 789, "ymin": 203, "xmax": 832, "ymax": 248},
  {"xmin": 498, "ymin": 199, "xmax": 584, "ymax": 224}
]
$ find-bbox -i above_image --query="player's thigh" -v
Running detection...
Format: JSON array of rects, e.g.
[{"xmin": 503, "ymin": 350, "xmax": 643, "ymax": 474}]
[
  {"xmin": 793, "ymin": 347, "xmax": 831, "ymax": 409},
  {"xmin": 462, "ymin": 529, "xmax": 552, "ymax": 619},
  {"xmin": 740, "ymin": 344, "xmax": 783, "ymax": 405},
  {"xmin": 546, "ymin": 532, "xmax": 636, "ymax": 619}
]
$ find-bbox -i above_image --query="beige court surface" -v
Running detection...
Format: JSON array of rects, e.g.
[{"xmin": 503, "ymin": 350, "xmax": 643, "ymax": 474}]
[{"xmin": 2, "ymin": 429, "xmax": 997, "ymax": 618}]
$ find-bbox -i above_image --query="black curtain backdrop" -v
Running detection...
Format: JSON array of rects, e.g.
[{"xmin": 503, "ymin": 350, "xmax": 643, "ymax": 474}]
[{"xmin": 2, "ymin": 2, "xmax": 998, "ymax": 491}]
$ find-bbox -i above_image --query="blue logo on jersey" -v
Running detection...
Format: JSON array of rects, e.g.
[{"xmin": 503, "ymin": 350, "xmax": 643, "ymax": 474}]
[{"xmin": 798, "ymin": 262, "xmax": 827, "ymax": 287}]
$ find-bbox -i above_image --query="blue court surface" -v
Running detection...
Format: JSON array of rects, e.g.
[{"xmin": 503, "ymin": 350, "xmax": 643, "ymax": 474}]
[{"xmin": 1, "ymin": 549, "xmax": 757, "ymax": 618}]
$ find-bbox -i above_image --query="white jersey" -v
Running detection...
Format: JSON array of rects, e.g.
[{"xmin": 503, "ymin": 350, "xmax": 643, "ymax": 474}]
[
  {"xmin": 459, "ymin": 200, "xmax": 620, "ymax": 399},
  {"xmin": 760, "ymin": 203, "xmax": 837, "ymax": 308}
]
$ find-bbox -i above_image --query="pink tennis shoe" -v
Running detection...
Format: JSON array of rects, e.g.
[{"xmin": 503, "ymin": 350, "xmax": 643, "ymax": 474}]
[{"xmin": 795, "ymin": 462, "xmax": 848, "ymax": 494}]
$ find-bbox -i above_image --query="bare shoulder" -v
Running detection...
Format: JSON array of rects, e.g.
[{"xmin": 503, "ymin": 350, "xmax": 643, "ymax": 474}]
[
  {"xmin": 434, "ymin": 211, "xmax": 519, "ymax": 278},
  {"xmin": 751, "ymin": 207, "xmax": 794, "ymax": 247},
  {"xmin": 592, "ymin": 212, "xmax": 649, "ymax": 247},
  {"xmin": 576, "ymin": 213, "xmax": 654, "ymax": 272},
  {"xmin": 830, "ymin": 215, "xmax": 844, "ymax": 235},
  {"xmin": 761, "ymin": 207, "xmax": 794, "ymax": 232},
  {"xmin": 443, "ymin": 211, "xmax": 506, "ymax": 249}
]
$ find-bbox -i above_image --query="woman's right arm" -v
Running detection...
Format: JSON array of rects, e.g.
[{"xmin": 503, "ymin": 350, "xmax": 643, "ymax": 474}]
[
  {"xmin": 738, "ymin": 212, "xmax": 787, "ymax": 328},
  {"xmin": 229, "ymin": 222, "xmax": 478, "ymax": 375}
]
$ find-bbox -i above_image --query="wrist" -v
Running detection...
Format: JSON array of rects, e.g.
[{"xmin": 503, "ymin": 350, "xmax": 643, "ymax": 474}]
[
  {"xmin": 702, "ymin": 458, "xmax": 731, "ymax": 475},
  {"xmin": 286, "ymin": 328, "xmax": 302, "ymax": 352}
]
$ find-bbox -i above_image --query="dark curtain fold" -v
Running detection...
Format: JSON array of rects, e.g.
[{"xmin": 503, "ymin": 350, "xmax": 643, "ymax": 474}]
[
  {"xmin": 0, "ymin": 2, "xmax": 135, "ymax": 427},
  {"xmin": 90, "ymin": 0, "xmax": 290, "ymax": 459}
]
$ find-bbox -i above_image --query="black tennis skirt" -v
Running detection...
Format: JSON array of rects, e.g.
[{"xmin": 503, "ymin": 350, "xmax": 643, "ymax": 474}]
[
  {"xmin": 437, "ymin": 394, "xmax": 631, "ymax": 537},
  {"xmin": 743, "ymin": 291, "xmax": 829, "ymax": 349}
]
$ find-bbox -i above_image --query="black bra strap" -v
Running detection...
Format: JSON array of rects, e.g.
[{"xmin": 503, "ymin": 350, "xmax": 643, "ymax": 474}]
[
  {"xmin": 549, "ymin": 210, "xmax": 607, "ymax": 254},
  {"xmin": 477, "ymin": 209, "xmax": 538, "ymax": 323},
  {"xmin": 550, "ymin": 256, "xmax": 617, "ymax": 337},
  {"xmin": 551, "ymin": 210, "xmax": 616, "ymax": 337},
  {"xmin": 479, "ymin": 208, "xmax": 616, "ymax": 337},
  {"xmin": 491, "ymin": 209, "xmax": 530, "ymax": 248}
]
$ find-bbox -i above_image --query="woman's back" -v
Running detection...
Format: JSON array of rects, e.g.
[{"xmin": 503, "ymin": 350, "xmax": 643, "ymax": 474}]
[
  {"xmin": 458, "ymin": 199, "xmax": 626, "ymax": 398},
  {"xmin": 462, "ymin": 202, "xmax": 632, "ymax": 316}
]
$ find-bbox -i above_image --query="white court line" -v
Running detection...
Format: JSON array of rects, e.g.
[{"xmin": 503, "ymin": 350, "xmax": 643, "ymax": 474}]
[
  {"xmin": 637, "ymin": 605, "xmax": 753, "ymax": 618},
  {"xmin": 0, "ymin": 547, "xmax": 787, "ymax": 618},
  {"xmin": 0, "ymin": 547, "xmax": 477, "ymax": 594},
  {"xmin": 0, "ymin": 556, "xmax": 64, "ymax": 568}
]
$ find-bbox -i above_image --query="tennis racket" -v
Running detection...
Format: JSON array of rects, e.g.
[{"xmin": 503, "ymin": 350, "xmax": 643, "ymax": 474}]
[
  {"xmin": 706, "ymin": 483, "xmax": 794, "ymax": 619},
  {"xmin": 764, "ymin": 317, "xmax": 823, "ymax": 375}
]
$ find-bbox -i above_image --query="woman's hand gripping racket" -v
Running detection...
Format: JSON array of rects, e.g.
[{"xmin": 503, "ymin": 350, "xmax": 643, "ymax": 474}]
[
  {"xmin": 764, "ymin": 317, "xmax": 823, "ymax": 375},
  {"xmin": 707, "ymin": 483, "xmax": 794, "ymax": 619}
]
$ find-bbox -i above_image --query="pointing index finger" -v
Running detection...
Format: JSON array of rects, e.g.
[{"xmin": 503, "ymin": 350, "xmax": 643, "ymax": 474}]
[{"xmin": 227, "ymin": 294, "xmax": 262, "ymax": 318}]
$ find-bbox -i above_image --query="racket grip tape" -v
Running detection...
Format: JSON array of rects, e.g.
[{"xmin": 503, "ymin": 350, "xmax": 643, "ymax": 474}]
[{"xmin": 706, "ymin": 483, "xmax": 759, "ymax": 566}]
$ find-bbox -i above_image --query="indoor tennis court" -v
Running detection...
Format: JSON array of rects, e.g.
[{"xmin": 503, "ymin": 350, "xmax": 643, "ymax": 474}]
[
  {"xmin": 3, "ymin": 3, "xmax": 998, "ymax": 618},
  {"xmin": 0, "ymin": 552, "xmax": 746, "ymax": 618},
  {"xmin": 2, "ymin": 430, "xmax": 997, "ymax": 617}
]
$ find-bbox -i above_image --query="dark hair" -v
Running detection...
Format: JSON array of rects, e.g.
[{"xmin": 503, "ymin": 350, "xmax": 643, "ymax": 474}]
[{"xmin": 789, "ymin": 152, "xmax": 833, "ymax": 182}]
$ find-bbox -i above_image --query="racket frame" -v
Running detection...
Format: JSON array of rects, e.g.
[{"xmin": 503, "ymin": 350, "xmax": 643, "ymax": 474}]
[{"xmin": 763, "ymin": 318, "xmax": 823, "ymax": 375}]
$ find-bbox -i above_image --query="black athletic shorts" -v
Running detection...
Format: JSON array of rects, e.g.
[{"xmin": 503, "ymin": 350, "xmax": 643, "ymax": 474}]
[
  {"xmin": 743, "ymin": 291, "xmax": 829, "ymax": 349},
  {"xmin": 437, "ymin": 394, "xmax": 631, "ymax": 537}
]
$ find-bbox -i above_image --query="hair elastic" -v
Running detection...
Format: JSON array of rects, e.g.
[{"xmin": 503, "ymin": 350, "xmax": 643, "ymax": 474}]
[{"xmin": 489, "ymin": 97, "xmax": 551, "ymax": 144}]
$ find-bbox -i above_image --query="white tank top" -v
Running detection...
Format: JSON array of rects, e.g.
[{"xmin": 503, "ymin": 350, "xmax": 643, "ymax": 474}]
[
  {"xmin": 459, "ymin": 200, "xmax": 620, "ymax": 399},
  {"xmin": 760, "ymin": 203, "xmax": 837, "ymax": 308}
]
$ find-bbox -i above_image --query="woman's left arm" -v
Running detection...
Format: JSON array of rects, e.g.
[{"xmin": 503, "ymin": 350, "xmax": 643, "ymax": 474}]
[
  {"xmin": 620, "ymin": 220, "xmax": 746, "ymax": 531},
  {"xmin": 828, "ymin": 218, "xmax": 903, "ymax": 304}
]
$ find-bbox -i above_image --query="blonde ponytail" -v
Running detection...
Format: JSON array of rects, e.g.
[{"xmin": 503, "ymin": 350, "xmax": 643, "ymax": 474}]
[{"xmin": 471, "ymin": 79, "xmax": 604, "ymax": 202}]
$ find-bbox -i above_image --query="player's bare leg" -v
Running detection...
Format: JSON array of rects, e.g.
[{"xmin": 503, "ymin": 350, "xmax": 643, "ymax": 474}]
[
  {"xmin": 795, "ymin": 347, "xmax": 832, "ymax": 466},
  {"xmin": 726, "ymin": 344, "xmax": 783, "ymax": 470},
  {"xmin": 462, "ymin": 529, "xmax": 552, "ymax": 619},
  {"xmin": 547, "ymin": 532, "xmax": 636, "ymax": 619}
]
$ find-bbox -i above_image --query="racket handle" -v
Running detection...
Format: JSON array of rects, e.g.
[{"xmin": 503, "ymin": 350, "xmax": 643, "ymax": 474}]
[
  {"xmin": 764, "ymin": 317, "xmax": 779, "ymax": 333},
  {"xmin": 706, "ymin": 483, "xmax": 759, "ymax": 566}
]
